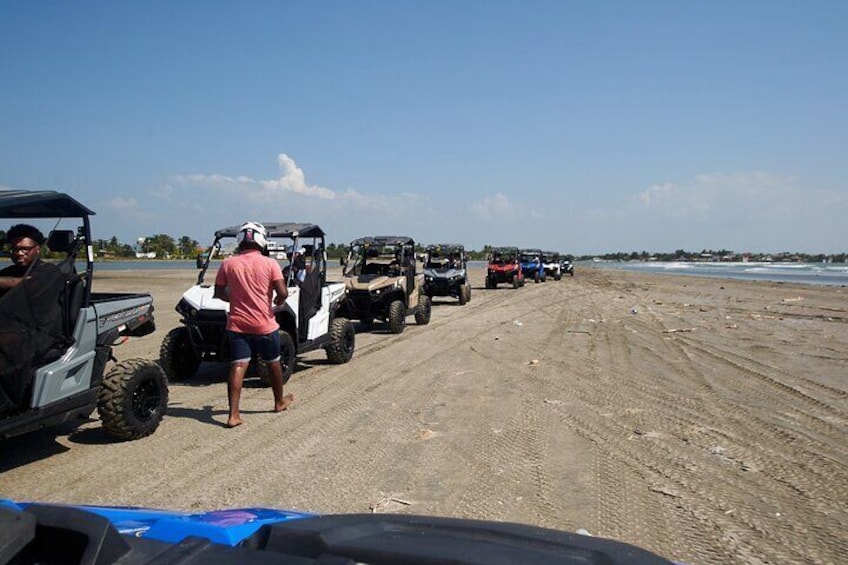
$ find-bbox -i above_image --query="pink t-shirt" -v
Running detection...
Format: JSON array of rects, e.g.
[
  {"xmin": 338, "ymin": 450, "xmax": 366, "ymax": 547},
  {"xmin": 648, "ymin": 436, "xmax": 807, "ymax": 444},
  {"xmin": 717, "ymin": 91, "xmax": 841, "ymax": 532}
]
[{"xmin": 215, "ymin": 249, "xmax": 283, "ymax": 334}]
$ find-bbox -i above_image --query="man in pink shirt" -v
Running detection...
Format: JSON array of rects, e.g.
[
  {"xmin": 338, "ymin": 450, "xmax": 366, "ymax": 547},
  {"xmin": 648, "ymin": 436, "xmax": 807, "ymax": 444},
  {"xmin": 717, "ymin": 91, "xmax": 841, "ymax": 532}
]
[{"xmin": 214, "ymin": 222, "xmax": 293, "ymax": 428}]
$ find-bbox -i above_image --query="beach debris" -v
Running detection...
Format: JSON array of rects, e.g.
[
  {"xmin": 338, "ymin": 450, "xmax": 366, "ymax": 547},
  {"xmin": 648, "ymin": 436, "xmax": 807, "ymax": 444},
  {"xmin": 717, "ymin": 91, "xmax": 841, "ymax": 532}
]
[
  {"xmin": 528, "ymin": 359, "xmax": 540, "ymax": 366},
  {"xmin": 783, "ymin": 296, "xmax": 804, "ymax": 303},
  {"xmin": 494, "ymin": 335, "xmax": 500, "ymax": 340},
  {"xmin": 369, "ymin": 495, "xmax": 412, "ymax": 513},
  {"xmin": 633, "ymin": 428, "xmax": 643, "ymax": 435},
  {"xmin": 649, "ymin": 484, "xmax": 681, "ymax": 499},
  {"xmin": 512, "ymin": 320, "xmax": 523, "ymax": 326},
  {"xmin": 630, "ymin": 307, "xmax": 638, "ymax": 314},
  {"xmin": 575, "ymin": 528, "xmax": 593, "ymax": 537},
  {"xmin": 726, "ymin": 324, "xmax": 738, "ymax": 329},
  {"xmin": 709, "ymin": 445, "xmax": 726, "ymax": 455},
  {"xmin": 662, "ymin": 328, "xmax": 696, "ymax": 334},
  {"xmin": 543, "ymin": 398, "xmax": 562, "ymax": 405},
  {"xmin": 568, "ymin": 330, "xmax": 592, "ymax": 335}
]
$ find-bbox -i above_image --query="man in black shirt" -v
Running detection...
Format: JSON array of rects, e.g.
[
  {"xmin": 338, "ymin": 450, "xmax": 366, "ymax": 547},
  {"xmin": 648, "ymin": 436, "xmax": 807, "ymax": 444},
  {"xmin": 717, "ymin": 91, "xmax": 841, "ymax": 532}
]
[
  {"xmin": 0, "ymin": 224, "xmax": 68, "ymax": 412},
  {"xmin": 0, "ymin": 224, "xmax": 59, "ymax": 296}
]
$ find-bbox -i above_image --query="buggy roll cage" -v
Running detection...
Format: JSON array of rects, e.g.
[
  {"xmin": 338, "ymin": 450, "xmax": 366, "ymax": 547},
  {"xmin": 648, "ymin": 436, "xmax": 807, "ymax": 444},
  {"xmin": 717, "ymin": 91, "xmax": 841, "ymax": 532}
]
[
  {"xmin": 196, "ymin": 222, "xmax": 327, "ymax": 287},
  {"xmin": 0, "ymin": 190, "xmax": 94, "ymax": 306}
]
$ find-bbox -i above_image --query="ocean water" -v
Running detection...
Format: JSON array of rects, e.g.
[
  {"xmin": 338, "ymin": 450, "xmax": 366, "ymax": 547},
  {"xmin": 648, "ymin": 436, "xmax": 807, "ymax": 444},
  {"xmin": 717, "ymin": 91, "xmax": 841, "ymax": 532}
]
[
  {"xmin": 81, "ymin": 259, "xmax": 848, "ymax": 286},
  {"xmin": 586, "ymin": 261, "xmax": 848, "ymax": 287}
]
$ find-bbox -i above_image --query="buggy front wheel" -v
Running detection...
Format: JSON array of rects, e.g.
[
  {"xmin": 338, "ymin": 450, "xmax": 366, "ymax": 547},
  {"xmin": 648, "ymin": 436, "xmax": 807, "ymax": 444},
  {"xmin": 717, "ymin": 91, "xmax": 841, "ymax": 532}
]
[
  {"xmin": 98, "ymin": 359, "xmax": 168, "ymax": 440},
  {"xmin": 326, "ymin": 317, "xmax": 355, "ymax": 364}
]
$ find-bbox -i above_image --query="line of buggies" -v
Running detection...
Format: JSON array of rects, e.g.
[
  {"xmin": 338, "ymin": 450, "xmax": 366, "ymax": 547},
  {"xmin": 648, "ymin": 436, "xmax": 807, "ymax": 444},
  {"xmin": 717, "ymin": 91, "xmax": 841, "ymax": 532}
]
[
  {"xmin": 0, "ymin": 188, "xmax": 570, "ymax": 442},
  {"xmin": 160, "ymin": 234, "xmax": 476, "ymax": 388},
  {"xmin": 485, "ymin": 247, "xmax": 574, "ymax": 289}
]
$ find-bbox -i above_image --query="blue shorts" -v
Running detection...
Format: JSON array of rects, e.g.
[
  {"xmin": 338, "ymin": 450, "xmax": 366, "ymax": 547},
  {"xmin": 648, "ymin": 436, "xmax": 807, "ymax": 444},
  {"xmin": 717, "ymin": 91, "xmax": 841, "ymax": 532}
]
[{"xmin": 227, "ymin": 330, "xmax": 281, "ymax": 364}]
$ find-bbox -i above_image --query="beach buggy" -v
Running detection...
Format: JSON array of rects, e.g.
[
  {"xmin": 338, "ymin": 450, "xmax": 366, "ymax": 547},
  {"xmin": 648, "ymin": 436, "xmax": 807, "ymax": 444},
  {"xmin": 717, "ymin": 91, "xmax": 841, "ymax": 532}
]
[
  {"xmin": 0, "ymin": 190, "xmax": 167, "ymax": 441},
  {"xmin": 160, "ymin": 223, "xmax": 354, "ymax": 383},
  {"xmin": 485, "ymin": 246, "xmax": 525, "ymax": 289},
  {"xmin": 337, "ymin": 236, "xmax": 431, "ymax": 334},
  {"xmin": 422, "ymin": 243, "xmax": 472, "ymax": 305},
  {"xmin": 520, "ymin": 248, "xmax": 546, "ymax": 283},
  {"xmin": 542, "ymin": 251, "xmax": 563, "ymax": 281}
]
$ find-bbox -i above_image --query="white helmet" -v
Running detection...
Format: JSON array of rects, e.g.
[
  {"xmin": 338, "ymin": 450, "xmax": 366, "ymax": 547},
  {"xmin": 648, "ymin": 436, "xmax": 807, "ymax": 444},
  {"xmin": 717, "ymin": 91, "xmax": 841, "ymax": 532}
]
[{"xmin": 236, "ymin": 221, "xmax": 268, "ymax": 250}]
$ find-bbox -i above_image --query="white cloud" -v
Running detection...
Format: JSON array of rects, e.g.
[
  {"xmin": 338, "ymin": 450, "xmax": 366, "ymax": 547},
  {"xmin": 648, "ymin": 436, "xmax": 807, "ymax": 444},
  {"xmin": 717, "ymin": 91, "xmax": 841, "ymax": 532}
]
[
  {"xmin": 623, "ymin": 171, "xmax": 848, "ymax": 253},
  {"xmin": 634, "ymin": 171, "xmax": 800, "ymax": 219},
  {"xmin": 169, "ymin": 154, "xmax": 336, "ymax": 201},
  {"xmin": 106, "ymin": 196, "xmax": 139, "ymax": 211},
  {"xmin": 469, "ymin": 192, "xmax": 510, "ymax": 219},
  {"xmin": 260, "ymin": 154, "xmax": 335, "ymax": 200}
]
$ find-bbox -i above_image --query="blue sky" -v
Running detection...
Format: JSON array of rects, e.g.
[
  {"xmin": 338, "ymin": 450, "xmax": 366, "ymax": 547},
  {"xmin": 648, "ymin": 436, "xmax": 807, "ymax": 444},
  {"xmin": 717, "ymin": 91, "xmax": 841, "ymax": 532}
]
[{"xmin": 2, "ymin": 1, "xmax": 846, "ymax": 254}]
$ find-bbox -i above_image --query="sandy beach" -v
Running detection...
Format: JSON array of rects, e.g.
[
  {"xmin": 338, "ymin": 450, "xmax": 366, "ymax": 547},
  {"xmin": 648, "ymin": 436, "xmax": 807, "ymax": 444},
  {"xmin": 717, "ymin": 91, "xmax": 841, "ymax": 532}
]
[{"xmin": 1, "ymin": 266, "xmax": 846, "ymax": 564}]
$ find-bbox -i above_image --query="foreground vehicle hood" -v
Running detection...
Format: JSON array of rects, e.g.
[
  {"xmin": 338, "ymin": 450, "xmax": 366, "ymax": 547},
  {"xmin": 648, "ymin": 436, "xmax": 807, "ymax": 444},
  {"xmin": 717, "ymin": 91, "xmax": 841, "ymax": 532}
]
[
  {"xmin": 2, "ymin": 500, "xmax": 311, "ymax": 545},
  {"xmin": 424, "ymin": 267, "xmax": 465, "ymax": 279},
  {"xmin": 0, "ymin": 499, "xmax": 675, "ymax": 563}
]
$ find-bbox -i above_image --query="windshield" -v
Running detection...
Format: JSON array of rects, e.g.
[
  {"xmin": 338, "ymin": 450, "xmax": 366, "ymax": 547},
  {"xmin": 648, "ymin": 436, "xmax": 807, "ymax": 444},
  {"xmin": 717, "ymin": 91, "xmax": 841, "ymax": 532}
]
[
  {"xmin": 200, "ymin": 234, "xmax": 325, "ymax": 287},
  {"xmin": 344, "ymin": 242, "xmax": 411, "ymax": 277},
  {"xmin": 425, "ymin": 248, "xmax": 463, "ymax": 269},
  {"xmin": 490, "ymin": 249, "xmax": 516, "ymax": 264}
]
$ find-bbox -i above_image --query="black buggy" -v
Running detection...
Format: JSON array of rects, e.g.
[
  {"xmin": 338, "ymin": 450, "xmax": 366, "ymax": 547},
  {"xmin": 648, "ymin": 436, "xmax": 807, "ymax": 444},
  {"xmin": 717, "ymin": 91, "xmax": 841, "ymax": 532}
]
[
  {"xmin": 422, "ymin": 243, "xmax": 472, "ymax": 305},
  {"xmin": 0, "ymin": 190, "xmax": 167, "ymax": 441}
]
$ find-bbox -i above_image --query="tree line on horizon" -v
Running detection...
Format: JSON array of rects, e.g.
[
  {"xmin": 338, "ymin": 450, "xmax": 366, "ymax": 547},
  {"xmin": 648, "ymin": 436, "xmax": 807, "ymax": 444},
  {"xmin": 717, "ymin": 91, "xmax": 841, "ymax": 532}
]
[{"xmin": 4, "ymin": 230, "xmax": 840, "ymax": 264}]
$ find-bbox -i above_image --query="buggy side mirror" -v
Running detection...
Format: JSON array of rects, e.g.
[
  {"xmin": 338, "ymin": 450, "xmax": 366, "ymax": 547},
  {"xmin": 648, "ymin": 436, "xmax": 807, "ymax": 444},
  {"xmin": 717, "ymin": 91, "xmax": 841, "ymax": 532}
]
[
  {"xmin": 46, "ymin": 230, "xmax": 76, "ymax": 253},
  {"xmin": 196, "ymin": 253, "xmax": 208, "ymax": 269}
]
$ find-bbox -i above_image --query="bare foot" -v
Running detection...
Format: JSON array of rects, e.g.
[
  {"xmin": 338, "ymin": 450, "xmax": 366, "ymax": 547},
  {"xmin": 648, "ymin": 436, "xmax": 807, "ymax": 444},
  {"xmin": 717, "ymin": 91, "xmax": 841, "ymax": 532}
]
[
  {"xmin": 225, "ymin": 417, "xmax": 244, "ymax": 428},
  {"xmin": 274, "ymin": 393, "xmax": 295, "ymax": 412}
]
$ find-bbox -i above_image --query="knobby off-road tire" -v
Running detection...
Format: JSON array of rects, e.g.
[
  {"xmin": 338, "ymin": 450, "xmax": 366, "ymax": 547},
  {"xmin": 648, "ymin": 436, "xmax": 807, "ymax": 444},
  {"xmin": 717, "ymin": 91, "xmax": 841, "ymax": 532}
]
[
  {"xmin": 98, "ymin": 359, "xmax": 168, "ymax": 440},
  {"xmin": 534, "ymin": 271, "xmax": 540, "ymax": 283},
  {"xmin": 485, "ymin": 277, "xmax": 494, "ymax": 289},
  {"xmin": 159, "ymin": 327, "xmax": 200, "ymax": 381},
  {"xmin": 458, "ymin": 284, "xmax": 468, "ymax": 305},
  {"xmin": 325, "ymin": 317, "xmax": 355, "ymax": 364},
  {"xmin": 415, "ymin": 294, "xmax": 432, "ymax": 325},
  {"xmin": 461, "ymin": 284, "xmax": 471, "ymax": 304},
  {"xmin": 257, "ymin": 330, "xmax": 296, "ymax": 385},
  {"xmin": 512, "ymin": 276, "xmax": 520, "ymax": 289},
  {"xmin": 555, "ymin": 273, "xmax": 562, "ymax": 281},
  {"xmin": 388, "ymin": 299, "xmax": 406, "ymax": 334},
  {"xmin": 541, "ymin": 271, "xmax": 547, "ymax": 282}
]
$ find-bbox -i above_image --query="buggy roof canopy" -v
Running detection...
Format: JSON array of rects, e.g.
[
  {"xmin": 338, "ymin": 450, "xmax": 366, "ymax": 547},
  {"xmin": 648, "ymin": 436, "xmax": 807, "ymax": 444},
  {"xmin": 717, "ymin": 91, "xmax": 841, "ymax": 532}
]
[
  {"xmin": 542, "ymin": 251, "xmax": 559, "ymax": 257},
  {"xmin": 215, "ymin": 223, "xmax": 325, "ymax": 239},
  {"xmin": 350, "ymin": 236, "xmax": 415, "ymax": 246},
  {"xmin": 521, "ymin": 248, "xmax": 542, "ymax": 254},
  {"xmin": 426, "ymin": 243, "xmax": 464, "ymax": 252},
  {"xmin": 0, "ymin": 190, "xmax": 95, "ymax": 219},
  {"xmin": 491, "ymin": 246, "xmax": 519, "ymax": 253}
]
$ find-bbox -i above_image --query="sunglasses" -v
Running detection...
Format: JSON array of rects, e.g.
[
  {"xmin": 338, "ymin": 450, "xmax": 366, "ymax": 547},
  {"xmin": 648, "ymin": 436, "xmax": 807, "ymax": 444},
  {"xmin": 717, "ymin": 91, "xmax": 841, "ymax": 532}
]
[{"xmin": 11, "ymin": 245, "xmax": 38, "ymax": 254}]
